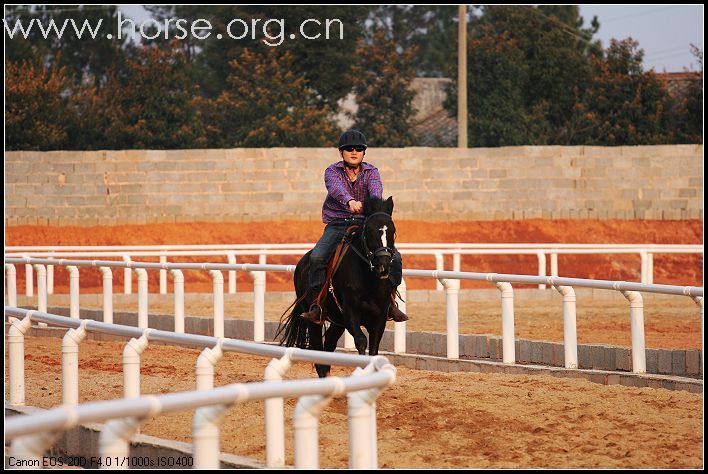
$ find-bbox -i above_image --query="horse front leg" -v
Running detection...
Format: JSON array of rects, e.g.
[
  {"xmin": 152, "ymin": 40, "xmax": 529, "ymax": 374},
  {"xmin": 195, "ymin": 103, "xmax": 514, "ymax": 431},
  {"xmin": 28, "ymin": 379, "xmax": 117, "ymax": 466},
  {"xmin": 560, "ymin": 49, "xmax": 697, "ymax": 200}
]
[
  {"xmin": 367, "ymin": 315, "xmax": 387, "ymax": 356},
  {"xmin": 342, "ymin": 307, "xmax": 368, "ymax": 355},
  {"xmin": 315, "ymin": 324, "xmax": 346, "ymax": 378}
]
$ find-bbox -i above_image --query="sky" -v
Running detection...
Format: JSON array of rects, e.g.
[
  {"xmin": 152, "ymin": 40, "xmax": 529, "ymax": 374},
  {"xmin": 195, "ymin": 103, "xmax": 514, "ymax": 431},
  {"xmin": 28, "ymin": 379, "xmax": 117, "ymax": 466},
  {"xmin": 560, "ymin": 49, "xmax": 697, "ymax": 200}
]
[
  {"xmin": 578, "ymin": 5, "xmax": 703, "ymax": 72},
  {"xmin": 119, "ymin": 4, "xmax": 704, "ymax": 73}
]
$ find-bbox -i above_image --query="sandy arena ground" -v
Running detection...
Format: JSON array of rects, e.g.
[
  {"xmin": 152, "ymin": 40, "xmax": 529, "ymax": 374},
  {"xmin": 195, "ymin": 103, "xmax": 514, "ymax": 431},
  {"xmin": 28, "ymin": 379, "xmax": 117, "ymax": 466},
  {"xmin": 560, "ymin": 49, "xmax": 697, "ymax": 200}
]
[
  {"xmin": 16, "ymin": 291, "xmax": 702, "ymax": 350},
  {"xmin": 5, "ymin": 220, "xmax": 704, "ymax": 467},
  {"xmin": 6, "ymin": 336, "xmax": 703, "ymax": 469}
]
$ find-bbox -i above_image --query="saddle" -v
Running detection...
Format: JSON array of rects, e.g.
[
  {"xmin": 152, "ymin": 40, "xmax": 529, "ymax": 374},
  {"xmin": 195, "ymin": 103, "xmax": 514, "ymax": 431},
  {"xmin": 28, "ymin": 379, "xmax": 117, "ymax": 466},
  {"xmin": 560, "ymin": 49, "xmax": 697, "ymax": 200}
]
[{"xmin": 312, "ymin": 225, "xmax": 359, "ymax": 313}]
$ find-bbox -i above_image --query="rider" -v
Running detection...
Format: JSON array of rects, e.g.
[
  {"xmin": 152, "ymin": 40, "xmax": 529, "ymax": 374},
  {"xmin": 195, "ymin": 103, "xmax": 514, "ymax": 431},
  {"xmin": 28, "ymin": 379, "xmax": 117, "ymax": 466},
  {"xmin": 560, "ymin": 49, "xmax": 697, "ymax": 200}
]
[{"xmin": 299, "ymin": 129, "xmax": 408, "ymax": 324}]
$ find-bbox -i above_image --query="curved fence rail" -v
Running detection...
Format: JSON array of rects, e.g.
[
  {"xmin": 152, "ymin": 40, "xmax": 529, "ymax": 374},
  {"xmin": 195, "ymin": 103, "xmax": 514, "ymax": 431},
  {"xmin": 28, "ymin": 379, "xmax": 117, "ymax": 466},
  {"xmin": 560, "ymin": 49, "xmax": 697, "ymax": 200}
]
[
  {"xmin": 5, "ymin": 307, "xmax": 396, "ymax": 469},
  {"xmin": 6, "ymin": 243, "xmax": 702, "ymax": 295},
  {"xmin": 5, "ymin": 256, "xmax": 703, "ymax": 374}
]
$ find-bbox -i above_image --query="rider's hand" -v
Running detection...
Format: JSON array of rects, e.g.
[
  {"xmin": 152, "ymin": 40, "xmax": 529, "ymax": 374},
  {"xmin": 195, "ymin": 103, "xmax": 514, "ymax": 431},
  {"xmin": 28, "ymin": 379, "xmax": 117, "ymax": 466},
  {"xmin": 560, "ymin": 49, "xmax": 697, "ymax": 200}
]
[{"xmin": 348, "ymin": 200, "xmax": 363, "ymax": 214}]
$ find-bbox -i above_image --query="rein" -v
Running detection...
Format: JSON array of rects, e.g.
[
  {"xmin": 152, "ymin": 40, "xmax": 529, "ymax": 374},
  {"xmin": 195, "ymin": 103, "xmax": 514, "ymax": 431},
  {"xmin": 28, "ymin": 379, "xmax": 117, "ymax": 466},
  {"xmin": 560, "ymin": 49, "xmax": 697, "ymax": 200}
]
[{"xmin": 344, "ymin": 212, "xmax": 394, "ymax": 271}]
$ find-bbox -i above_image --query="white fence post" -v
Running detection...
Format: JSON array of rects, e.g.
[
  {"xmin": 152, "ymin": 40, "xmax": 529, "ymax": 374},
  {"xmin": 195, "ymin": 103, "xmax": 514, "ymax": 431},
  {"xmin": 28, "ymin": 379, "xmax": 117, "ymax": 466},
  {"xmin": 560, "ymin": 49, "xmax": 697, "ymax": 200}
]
[
  {"xmin": 34, "ymin": 264, "xmax": 46, "ymax": 311},
  {"xmin": 47, "ymin": 259, "xmax": 54, "ymax": 295},
  {"xmin": 67, "ymin": 266, "xmax": 80, "ymax": 319},
  {"xmin": 123, "ymin": 333, "xmax": 150, "ymax": 399},
  {"xmin": 33, "ymin": 264, "xmax": 47, "ymax": 318},
  {"xmin": 453, "ymin": 252, "xmax": 461, "ymax": 272},
  {"xmin": 434, "ymin": 252, "xmax": 444, "ymax": 290},
  {"xmin": 439, "ymin": 278, "xmax": 460, "ymax": 359},
  {"xmin": 8, "ymin": 315, "xmax": 33, "ymax": 405},
  {"xmin": 251, "ymin": 271, "xmax": 266, "ymax": 342},
  {"xmin": 344, "ymin": 328, "xmax": 356, "ymax": 350},
  {"xmin": 647, "ymin": 252, "xmax": 654, "ymax": 284},
  {"xmin": 693, "ymin": 296, "xmax": 703, "ymax": 329},
  {"xmin": 496, "ymin": 281, "xmax": 516, "ymax": 364},
  {"xmin": 196, "ymin": 340, "xmax": 224, "ymax": 391},
  {"xmin": 210, "ymin": 270, "xmax": 224, "ymax": 338},
  {"xmin": 537, "ymin": 251, "xmax": 547, "ymax": 290},
  {"xmin": 348, "ymin": 370, "xmax": 382, "ymax": 469},
  {"xmin": 100, "ymin": 267, "xmax": 113, "ymax": 324},
  {"xmin": 640, "ymin": 251, "xmax": 649, "ymax": 284},
  {"xmin": 11, "ymin": 432, "xmax": 61, "ymax": 467},
  {"xmin": 159, "ymin": 255, "xmax": 168, "ymax": 295},
  {"xmin": 100, "ymin": 417, "xmax": 142, "ymax": 468},
  {"xmin": 227, "ymin": 252, "xmax": 237, "ymax": 294},
  {"xmin": 193, "ymin": 405, "xmax": 228, "ymax": 469},
  {"xmin": 264, "ymin": 350, "xmax": 294, "ymax": 468},
  {"xmin": 554, "ymin": 285, "xmax": 578, "ymax": 369},
  {"xmin": 622, "ymin": 290, "xmax": 646, "ymax": 373},
  {"xmin": 123, "ymin": 255, "xmax": 132, "ymax": 294},
  {"xmin": 170, "ymin": 269, "xmax": 185, "ymax": 333},
  {"xmin": 62, "ymin": 321, "xmax": 88, "ymax": 406},
  {"xmin": 134, "ymin": 268, "xmax": 148, "ymax": 328},
  {"xmin": 24, "ymin": 260, "xmax": 33, "ymax": 297},
  {"xmin": 5, "ymin": 264, "xmax": 17, "ymax": 307},
  {"xmin": 394, "ymin": 278, "xmax": 407, "ymax": 354},
  {"xmin": 294, "ymin": 394, "xmax": 334, "ymax": 469},
  {"xmin": 259, "ymin": 254, "xmax": 267, "ymax": 292}
]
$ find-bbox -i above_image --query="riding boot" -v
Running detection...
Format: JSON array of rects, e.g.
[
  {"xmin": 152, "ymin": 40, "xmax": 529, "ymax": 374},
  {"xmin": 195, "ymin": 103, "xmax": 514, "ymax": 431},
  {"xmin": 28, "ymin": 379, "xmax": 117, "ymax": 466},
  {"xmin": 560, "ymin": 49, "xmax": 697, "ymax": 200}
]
[
  {"xmin": 387, "ymin": 293, "xmax": 409, "ymax": 322},
  {"xmin": 301, "ymin": 303, "xmax": 324, "ymax": 324},
  {"xmin": 301, "ymin": 284, "xmax": 325, "ymax": 325}
]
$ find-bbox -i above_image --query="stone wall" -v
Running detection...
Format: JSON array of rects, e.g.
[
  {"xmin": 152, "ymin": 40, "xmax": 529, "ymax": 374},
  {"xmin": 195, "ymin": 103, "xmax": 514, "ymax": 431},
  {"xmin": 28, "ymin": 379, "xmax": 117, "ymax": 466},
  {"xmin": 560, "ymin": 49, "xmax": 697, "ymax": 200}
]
[{"xmin": 5, "ymin": 145, "xmax": 703, "ymax": 225}]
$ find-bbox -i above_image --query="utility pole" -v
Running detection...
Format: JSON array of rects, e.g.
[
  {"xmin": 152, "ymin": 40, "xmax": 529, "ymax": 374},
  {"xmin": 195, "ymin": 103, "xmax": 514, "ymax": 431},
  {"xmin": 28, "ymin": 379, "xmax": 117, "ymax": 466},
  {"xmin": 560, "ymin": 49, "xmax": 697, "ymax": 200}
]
[{"xmin": 457, "ymin": 5, "xmax": 468, "ymax": 148}]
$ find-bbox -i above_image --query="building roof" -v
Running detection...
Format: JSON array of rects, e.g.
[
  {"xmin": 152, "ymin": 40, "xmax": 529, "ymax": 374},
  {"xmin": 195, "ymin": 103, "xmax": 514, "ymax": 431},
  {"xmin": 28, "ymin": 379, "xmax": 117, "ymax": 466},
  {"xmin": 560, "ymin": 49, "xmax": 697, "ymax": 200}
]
[
  {"xmin": 413, "ymin": 108, "xmax": 458, "ymax": 147},
  {"xmin": 655, "ymin": 71, "xmax": 702, "ymax": 98}
]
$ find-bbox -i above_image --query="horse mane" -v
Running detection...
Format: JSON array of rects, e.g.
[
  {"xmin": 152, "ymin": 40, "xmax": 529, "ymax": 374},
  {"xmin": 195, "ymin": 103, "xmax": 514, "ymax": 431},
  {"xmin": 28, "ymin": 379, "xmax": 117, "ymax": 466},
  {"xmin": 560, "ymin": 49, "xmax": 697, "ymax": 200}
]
[{"xmin": 363, "ymin": 196, "xmax": 394, "ymax": 216}]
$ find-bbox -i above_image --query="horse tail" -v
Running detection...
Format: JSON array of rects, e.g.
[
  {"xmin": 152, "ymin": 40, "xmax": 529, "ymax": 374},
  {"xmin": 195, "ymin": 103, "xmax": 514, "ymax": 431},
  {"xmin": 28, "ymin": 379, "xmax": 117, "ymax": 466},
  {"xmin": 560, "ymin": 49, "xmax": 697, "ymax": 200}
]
[
  {"xmin": 274, "ymin": 292, "xmax": 310, "ymax": 348},
  {"xmin": 275, "ymin": 252, "xmax": 312, "ymax": 348}
]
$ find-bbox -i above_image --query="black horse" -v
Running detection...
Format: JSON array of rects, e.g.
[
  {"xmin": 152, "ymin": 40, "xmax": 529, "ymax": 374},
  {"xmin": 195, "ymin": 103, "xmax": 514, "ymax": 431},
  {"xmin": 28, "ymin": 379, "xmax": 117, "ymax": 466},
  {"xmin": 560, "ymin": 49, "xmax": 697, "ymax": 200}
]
[{"xmin": 277, "ymin": 196, "xmax": 397, "ymax": 378}]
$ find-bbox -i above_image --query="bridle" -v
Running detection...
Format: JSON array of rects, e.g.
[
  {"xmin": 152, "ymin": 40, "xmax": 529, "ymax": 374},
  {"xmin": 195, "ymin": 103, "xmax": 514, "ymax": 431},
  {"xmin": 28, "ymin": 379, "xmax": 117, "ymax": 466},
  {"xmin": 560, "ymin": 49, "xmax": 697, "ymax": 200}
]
[{"xmin": 345, "ymin": 212, "xmax": 394, "ymax": 272}]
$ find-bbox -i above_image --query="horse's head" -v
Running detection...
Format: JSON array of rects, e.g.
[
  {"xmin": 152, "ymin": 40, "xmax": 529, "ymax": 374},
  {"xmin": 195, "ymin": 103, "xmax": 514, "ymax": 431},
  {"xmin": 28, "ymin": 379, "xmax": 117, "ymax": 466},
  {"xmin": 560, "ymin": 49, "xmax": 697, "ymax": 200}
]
[{"xmin": 361, "ymin": 196, "xmax": 396, "ymax": 280}]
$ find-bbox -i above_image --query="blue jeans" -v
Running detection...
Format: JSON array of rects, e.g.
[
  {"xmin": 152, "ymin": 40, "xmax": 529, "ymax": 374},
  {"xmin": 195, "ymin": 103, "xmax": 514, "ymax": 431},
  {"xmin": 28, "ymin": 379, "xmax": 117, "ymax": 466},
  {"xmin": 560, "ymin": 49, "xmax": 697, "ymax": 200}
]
[{"xmin": 308, "ymin": 219, "xmax": 403, "ymax": 295}]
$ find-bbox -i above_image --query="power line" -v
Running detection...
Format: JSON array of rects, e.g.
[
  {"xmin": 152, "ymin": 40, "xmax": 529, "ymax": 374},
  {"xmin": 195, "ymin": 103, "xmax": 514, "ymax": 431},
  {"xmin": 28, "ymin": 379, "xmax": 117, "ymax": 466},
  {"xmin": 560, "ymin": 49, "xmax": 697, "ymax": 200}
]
[
  {"xmin": 600, "ymin": 6, "xmax": 684, "ymax": 24},
  {"xmin": 644, "ymin": 44, "xmax": 703, "ymax": 59},
  {"xmin": 522, "ymin": 6, "xmax": 595, "ymax": 46},
  {"xmin": 646, "ymin": 51, "xmax": 701, "ymax": 62}
]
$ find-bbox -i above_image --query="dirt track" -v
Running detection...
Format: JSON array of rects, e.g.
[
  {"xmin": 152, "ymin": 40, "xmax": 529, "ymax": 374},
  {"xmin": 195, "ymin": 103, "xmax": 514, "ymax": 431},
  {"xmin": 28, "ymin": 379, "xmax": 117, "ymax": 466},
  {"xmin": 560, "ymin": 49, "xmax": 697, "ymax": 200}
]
[
  {"xmin": 20, "ymin": 291, "xmax": 702, "ymax": 350},
  {"xmin": 6, "ymin": 336, "xmax": 703, "ymax": 468},
  {"xmin": 5, "ymin": 220, "xmax": 704, "ymax": 467}
]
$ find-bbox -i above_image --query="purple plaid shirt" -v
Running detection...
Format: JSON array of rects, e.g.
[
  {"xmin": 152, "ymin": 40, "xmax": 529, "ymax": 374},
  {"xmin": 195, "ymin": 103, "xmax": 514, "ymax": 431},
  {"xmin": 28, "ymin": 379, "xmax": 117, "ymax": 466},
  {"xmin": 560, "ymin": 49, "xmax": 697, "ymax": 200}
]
[{"xmin": 322, "ymin": 161, "xmax": 383, "ymax": 223}]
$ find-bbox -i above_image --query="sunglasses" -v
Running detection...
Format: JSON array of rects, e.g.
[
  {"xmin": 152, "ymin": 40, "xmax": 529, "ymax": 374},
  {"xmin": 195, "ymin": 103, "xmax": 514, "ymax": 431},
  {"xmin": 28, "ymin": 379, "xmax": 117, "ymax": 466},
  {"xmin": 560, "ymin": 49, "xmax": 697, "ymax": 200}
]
[{"xmin": 341, "ymin": 146, "xmax": 366, "ymax": 152}]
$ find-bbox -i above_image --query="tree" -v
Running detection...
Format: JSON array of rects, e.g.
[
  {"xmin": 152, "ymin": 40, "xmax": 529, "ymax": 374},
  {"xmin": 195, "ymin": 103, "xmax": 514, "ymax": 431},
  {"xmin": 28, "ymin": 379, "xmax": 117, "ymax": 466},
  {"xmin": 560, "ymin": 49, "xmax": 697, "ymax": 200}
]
[
  {"xmin": 199, "ymin": 48, "xmax": 338, "ymax": 147},
  {"xmin": 145, "ymin": 5, "xmax": 371, "ymax": 107},
  {"xmin": 676, "ymin": 45, "xmax": 703, "ymax": 143},
  {"xmin": 444, "ymin": 5, "xmax": 602, "ymax": 146},
  {"xmin": 445, "ymin": 31, "xmax": 528, "ymax": 147},
  {"xmin": 349, "ymin": 30, "xmax": 418, "ymax": 147},
  {"xmin": 92, "ymin": 45, "xmax": 203, "ymax": 149},
  {"xmin": 369, "ymin": 5, "xmax": 459, "ymax": 77},
  {"xmin": 6, "ymin": 60, "xmax": 75, "ymax": 150},
  {"xmin": 4, "ymin": 5, "xmax": 128, "ymax": 87},
  {"xmin": 572, "ymin": 38, "xmax": 675, "ymax": 145}
]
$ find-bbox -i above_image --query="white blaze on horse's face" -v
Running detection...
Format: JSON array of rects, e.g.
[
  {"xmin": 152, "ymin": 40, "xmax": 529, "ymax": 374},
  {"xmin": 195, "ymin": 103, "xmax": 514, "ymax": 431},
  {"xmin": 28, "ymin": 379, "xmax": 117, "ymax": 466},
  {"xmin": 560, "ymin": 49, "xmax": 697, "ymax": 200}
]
[{"xmin": 380, "ymin": 225, "xmax": 388, "ymax": 249}]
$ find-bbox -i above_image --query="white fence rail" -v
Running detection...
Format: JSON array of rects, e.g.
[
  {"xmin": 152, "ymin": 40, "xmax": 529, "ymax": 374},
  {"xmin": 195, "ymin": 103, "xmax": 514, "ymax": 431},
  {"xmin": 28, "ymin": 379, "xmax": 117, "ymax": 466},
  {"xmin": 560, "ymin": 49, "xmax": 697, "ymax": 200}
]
[
  {"xmin": 6, "ymin": 243, "xmax": 702, "ymax": 294},
  {"xmin": 5, "ymin": 256, "xmax": 703, "ymax": 374},
  {"xmin": 5, "ymin": 307, "xmax": 396, "ymax": 469}
]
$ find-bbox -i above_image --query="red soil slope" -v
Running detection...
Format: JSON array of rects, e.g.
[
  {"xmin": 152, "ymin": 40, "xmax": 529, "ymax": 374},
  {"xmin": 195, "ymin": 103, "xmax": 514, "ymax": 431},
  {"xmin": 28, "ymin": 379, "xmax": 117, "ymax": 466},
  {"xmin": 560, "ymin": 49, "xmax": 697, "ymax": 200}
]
[{"xmin": 5, "ymin": 220, "xmax": 703, "ymax": 292}]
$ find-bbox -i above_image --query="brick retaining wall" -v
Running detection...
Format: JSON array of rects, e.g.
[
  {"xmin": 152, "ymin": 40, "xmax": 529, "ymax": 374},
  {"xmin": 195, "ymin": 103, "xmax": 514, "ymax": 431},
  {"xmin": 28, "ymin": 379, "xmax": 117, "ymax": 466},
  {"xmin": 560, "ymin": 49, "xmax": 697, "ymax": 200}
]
[{"xmin": 5, "ymin": 145, "xmax": 703, "ymax": 225}]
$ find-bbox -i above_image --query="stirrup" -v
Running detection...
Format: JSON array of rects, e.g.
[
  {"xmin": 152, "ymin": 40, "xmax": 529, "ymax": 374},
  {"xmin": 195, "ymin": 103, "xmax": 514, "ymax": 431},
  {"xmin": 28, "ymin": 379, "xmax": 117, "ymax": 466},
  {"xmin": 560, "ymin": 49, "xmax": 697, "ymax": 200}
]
[
  {"xmin": 388, "ymin": 304, "xmax": 409, "ymax": 322},
  {"xmin": 301, "ymin": 304, "xmax": 324, "ymax": 325}
]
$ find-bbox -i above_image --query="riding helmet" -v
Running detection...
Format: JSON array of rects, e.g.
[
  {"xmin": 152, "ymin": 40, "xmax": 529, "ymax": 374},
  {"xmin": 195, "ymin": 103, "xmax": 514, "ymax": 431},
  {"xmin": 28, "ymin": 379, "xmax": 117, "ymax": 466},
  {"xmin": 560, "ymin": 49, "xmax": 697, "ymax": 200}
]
[{"xmin": 337, "ymin": 129, "xmax": 367, "ymax": 150}]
